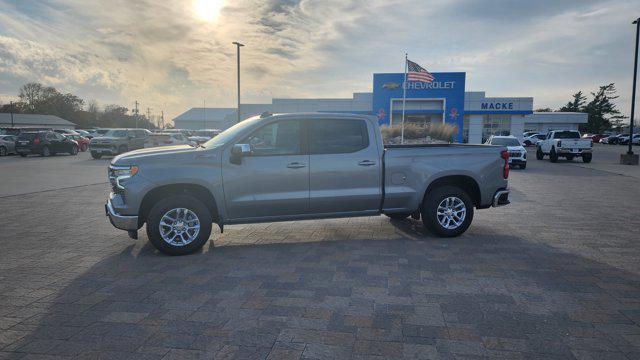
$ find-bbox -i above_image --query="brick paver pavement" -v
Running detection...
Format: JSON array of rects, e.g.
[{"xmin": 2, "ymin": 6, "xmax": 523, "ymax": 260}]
[{"xmin": 0, "ymin": 157, "xmax": 639, "ymax": 359}]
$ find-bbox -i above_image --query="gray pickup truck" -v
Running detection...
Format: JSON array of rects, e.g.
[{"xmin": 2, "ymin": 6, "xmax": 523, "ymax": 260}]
[
  {"xmin": 106, "ymin": 113, "xmax": 511, "ymax": 255},
  {"xmin": 89, "ymin": 128, "xmax": 151, "ymax": 159}
]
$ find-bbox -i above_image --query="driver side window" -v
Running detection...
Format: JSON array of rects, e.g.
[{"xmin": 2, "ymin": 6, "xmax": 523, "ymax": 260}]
[{"xmin": 241, "ymin": 120, "xmax": 301, "ymax": 156}]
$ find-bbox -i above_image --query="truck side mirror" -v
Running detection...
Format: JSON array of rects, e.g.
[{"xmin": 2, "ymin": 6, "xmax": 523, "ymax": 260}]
[{"xmin": 230, "ymin": 143, "xmax": 251, "ymax": 164}]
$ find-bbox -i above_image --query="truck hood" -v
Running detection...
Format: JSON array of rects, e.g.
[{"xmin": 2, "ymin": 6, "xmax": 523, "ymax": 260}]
[
  {"xmin": 91, "ymin": 136, "xmax": 125, "ymax": 143},
  {"xmin": 112, "ymin": 145, "xmax": 197, "ymax": 165},
  {"xmin": 506, "ymin": 145, "xmax": 525, "ymax": 152}
]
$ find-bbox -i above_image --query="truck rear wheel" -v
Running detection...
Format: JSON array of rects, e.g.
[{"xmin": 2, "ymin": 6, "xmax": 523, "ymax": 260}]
[
  {"xmin": 146, "ymin": 195, "xmax": 212, "ymax": 256},
  {"xmin": 549, "ymin": 147, "xmax": 558, "ymax": 163},
  {"xmin": 536, "ymin": 147, "xmax": 544, "ymax": 160},
  {"xmin": 421, "ymin": 186, "xmax": 474, "ymax": 237}
]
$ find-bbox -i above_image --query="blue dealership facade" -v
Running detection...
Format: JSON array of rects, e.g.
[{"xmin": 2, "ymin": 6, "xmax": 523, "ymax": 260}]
[{"xmin": 174, "ymin": 72, "xmax": 587, "ymax": 143}]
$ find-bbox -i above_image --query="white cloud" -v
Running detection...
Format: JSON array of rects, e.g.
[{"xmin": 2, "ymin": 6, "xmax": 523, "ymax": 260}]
[{"xmin": 0, "ymin": 0, "xmax": 637, "ymax": 121}]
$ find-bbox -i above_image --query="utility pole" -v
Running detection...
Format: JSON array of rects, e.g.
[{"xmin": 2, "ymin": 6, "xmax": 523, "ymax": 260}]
[
  {"xmin": 9, "ymin": 101, "xmax": 14, "ymax": 127},
  {"xmin": 161, "ymin": 110, "xmax": 165, "ymax": 130},
  {"xmin": 232, "ymin": 41, "xmax": 244, "ymax": 123},
  {"xmin": 147, "ymin": 107, "xmax": 152, "ymax": 130},
  {"xmin": 134, "ymin": 101, "xmax": 139, "ymax": 129}
]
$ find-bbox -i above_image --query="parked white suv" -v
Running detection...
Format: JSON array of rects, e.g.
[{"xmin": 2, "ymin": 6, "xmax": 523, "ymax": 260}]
[
  {"xmin": 536, "ymin": 130, "xmax": 592, "ymax": 163},
  {"xmin": 486, "ymin": 135, "xmax": 527, "ymax": 169}
]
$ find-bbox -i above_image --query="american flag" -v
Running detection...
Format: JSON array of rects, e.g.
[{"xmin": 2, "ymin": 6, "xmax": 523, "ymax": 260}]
[{"xmin": 407, "ymin": 59, "xmax": 434, "ymax": 83}]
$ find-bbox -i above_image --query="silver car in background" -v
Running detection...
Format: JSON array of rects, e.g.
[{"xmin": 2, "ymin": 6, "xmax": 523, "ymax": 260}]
[{"xmin": 0, "ymin": 134, "xmax": 17, "ymax": 156}]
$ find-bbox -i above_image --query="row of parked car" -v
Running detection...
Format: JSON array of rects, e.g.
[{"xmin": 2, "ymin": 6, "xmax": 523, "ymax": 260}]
[
  {"xmin": 0, "ymin": 127, "xmax": 222, "ymax": 158},
  {"xmin": 522, "ymin": 131, "xmax": 639, "ymax": 147}
]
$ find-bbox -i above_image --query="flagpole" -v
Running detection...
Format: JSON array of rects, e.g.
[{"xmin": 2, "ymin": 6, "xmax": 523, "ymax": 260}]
[{"xmin": 401, "ymin": 53, "xmax": 408, "ymax": 144}]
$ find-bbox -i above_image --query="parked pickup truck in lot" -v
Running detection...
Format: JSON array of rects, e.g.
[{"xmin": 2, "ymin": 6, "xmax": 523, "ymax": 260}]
[
  {"xmin": 536, "ymin": 130, "xmax": 592, "ymax": 163},
  {"xmin": 90, "ymin": 128, "xmax": 151, "ymax": 159},
  {"xmin": 105, "ymin": 113, "xmax": 511, "ymax": 255}
]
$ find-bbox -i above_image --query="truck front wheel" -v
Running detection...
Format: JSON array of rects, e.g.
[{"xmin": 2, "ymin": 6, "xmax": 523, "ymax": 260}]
[
  {"xmin": 582, "ymin": 153, "xmax": 592, "ymax": 163},
  {"xmin": 536, "ymin": 147, "xmax": 544, "ymax": 160},
  {"xmin": 421, "ymin": 186, "xmax": 474, "ymax": 237},
  {"xmin": 146, "ymin": 195, "xmax": 212, "ymax": 255}
]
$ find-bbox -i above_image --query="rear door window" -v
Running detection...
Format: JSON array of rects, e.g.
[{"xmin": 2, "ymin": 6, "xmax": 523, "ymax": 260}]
[{"xmin": 309, "ymin": 119, "xmax": 369, "ymax": 154}]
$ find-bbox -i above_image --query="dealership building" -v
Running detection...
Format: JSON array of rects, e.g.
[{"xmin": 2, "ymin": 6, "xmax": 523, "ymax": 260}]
[{"xmin": 173, "ymin": 72, "xmax": 587, "ymax": 143}]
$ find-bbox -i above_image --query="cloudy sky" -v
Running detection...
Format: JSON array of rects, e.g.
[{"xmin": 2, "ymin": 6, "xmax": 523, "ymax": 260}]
[{"xmin": 0, "ymin": 0, "xmax": 638, "ymax": 122}]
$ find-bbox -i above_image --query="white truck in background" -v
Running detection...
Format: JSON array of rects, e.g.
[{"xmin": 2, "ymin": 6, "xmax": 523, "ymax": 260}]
[{"xmin": 536, "ymin": 130, "xmax": 592, "ymax": 163}]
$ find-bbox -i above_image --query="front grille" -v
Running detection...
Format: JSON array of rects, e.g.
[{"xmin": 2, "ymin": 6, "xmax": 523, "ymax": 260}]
[{"xmin": 509, "ymin": 151, "xmax": 521, "ymax": 157}]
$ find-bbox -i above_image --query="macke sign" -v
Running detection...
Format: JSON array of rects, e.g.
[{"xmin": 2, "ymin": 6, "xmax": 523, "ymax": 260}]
[{"xmin": 481, "ymin": 102, "xmax": 514, "ymax": 110}]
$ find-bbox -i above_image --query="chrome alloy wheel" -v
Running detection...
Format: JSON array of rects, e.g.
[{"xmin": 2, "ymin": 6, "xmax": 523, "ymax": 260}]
[
  {"xmin": 436, "ymin": 196, "xmax": 466, "ymax": 230},
  {"xmin": 159, "ymin": 208, "xmax": 201, "ymax": 247}
]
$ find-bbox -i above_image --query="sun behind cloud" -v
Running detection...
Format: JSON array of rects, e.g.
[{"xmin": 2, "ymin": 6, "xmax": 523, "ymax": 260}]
[{"xmin": 193, "ymin": 0, "xmax": 225, "ymax": 22}]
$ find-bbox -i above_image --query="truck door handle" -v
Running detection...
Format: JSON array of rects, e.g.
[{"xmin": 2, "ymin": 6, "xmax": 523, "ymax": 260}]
[
  {"xmin": 287, "ymin": 162, "xmax": 307, "ymax": 169},
  {"xmin": 358, "ymin": 160, "xmax": 376, "ymax": 166}
]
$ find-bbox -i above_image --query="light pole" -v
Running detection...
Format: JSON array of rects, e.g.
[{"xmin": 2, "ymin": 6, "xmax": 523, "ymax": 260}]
[
  {"xmin": 10, "ymin": 101, "xmax": 14, "ymax": 127},
  {"xmin": 628, "ymin": 18, "xmax": 639, "ymax": 156},
  {"xmin": 232, "ymin": 41, "xmax": 244, "ymax": 124},
  {"xmin": 622, "ymin": 17, "xmax": 640, "ymax": 165}
]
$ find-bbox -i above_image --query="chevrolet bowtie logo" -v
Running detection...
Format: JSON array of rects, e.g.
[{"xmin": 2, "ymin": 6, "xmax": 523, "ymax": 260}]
[{"xmin": 382, "ymin": 82, "xmax": 400, "ymax": 90}]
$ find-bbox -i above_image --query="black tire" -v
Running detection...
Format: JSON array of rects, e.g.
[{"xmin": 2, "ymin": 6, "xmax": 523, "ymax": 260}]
[
  {"xmin": 536, "ymin": 146, "xmax": 544, "ymax": 160},
  {"xmin": 80, "ymin": 144, "xmax": 88, "ymax": 152},
  {"xmin": 421, "ymin": 185, "xmax": 474, "ymax": 237},
  {"xmin": 0, "ymin": 146, "xmax": 6, "ymax": 156},
  {"xmin": 91, "ymin": 152, "xmax": 102, "ymax": 159},
  {"xmin": 582, "ymin": 153, "xmax": 592, "ymax": 163},
  {"xmin": 19, "ymin": 153, "xmax": 27, "ymax": 157},
  {"xmin": 520, "ymin": 163, "xmax": 527, "ymax": 169},
  {"xmin": 70, "ymin": 145, "xmax": 79, "ymax": 155},
  {"xmin": 146, "ymin": 195, "xmax": 213, "ymax": 256},
  {"xmin": 118, "ymin": 145, "xmax": 128, "ymax": 154},
  {"xmin": 41, "ymin": 146, "xmax": 51, "ymax": 157},
  {"xmin": 385, "ymin": 212, "xmax": 412, "ymax": 220},
  {"xmin": 549, "ymin": 147, "xmax": 558, "ymax": 163}
]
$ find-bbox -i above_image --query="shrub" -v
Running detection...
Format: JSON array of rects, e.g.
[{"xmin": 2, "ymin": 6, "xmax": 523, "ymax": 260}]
[{"xmin": 380, "ymin": 122, "xmax": 458, "ymax": 144}]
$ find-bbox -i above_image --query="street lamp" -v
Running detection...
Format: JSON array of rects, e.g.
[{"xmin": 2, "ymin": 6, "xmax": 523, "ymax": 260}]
[
  {"xmin": 232, "ymin": 41, "xmax": 244, "ymax": 124},
  {"xmin": 621, "ymin": 18, "xmax": 640, "ymax": 165}
]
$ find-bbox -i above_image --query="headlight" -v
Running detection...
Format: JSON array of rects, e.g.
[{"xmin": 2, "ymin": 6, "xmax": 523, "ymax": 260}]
[{"xmin": 109, "ymin": 165, "xmax": 139, "ymax": 190}]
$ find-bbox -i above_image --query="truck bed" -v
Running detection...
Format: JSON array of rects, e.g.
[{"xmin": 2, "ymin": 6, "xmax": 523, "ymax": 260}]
[{"xmin": 381, "ymin": 144, "xmax": 507, "ymax": 212}]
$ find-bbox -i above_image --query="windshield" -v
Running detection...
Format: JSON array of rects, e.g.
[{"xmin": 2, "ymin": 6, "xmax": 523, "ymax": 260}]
[
  {"xmin": 103, "ymin": 130, "xmax": 128, "ymax": 137},
  {"xmin": 490, "ymin": 138, "xmax": 520, "ymax": 146},
  {"xmin": 554, "ymin": 131, "xmax": 580, "ymax": 139},
  {"xmin": 202, "ymin": 117, "xmax": 262, "ymax": 148}
]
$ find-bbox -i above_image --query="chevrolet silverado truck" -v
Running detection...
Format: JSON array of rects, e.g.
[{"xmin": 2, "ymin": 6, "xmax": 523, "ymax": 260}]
[
  {"xmin": 536, "ymin": 130, "xmax": 592, "ymax": 163},
  {"xmin": 105, "ymin": 113, "xmax": 511, "ymax": 255}
]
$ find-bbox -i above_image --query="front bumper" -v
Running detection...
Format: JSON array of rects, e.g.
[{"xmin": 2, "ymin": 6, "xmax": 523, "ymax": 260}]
[
  {"xmin": 492, "ymin": 189, "xmax": 510, "ymax": 207},
  {"xmin": 509, "ymin": 158, "xmax": 526, "ymax": 165},
  {"xmin": 105, "ymin": 199, "xmax": 139, "ymax": 231}
]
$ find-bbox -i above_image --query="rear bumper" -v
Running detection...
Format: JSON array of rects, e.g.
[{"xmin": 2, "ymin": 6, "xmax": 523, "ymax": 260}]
[
  {"xmin": 557, "ymin": 148, "xmax": 592, "ymax": 155},
  {"xmin": 492, "ymin": 189, "xmax": 510, "ymax": 207},
  {"xmin": 105, "ymin": 200, "xmax": 139, "ymax": 231}
]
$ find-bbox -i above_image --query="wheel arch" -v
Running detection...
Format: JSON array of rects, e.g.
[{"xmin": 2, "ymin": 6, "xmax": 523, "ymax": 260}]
[
  {"xmin": 423, "ymin": 175, "xmax": 481, "ymax": 208},
  {"xmin": 139, "ymin": 183, "xmax": 220, "ymax": 228}
]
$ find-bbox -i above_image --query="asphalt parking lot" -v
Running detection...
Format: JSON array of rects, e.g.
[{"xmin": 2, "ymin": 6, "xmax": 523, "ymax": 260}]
[{"xmin": 1, "ymin": 145, "xmax": 639, "ymax": 359}]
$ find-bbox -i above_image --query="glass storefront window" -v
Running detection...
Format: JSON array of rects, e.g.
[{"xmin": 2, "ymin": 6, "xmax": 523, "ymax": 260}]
[{"xmin": 482, "ymin": 115, "xmax": 511, "ymax": 143}]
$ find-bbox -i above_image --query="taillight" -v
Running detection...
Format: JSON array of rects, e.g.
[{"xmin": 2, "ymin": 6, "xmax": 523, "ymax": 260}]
[
  {"xmin": 501, "ymin": 150, "xmax": 509, "ymax": 179},
  {"xmin": 33, "ymin": 137, "xmax": 41, "ymax": 145}
]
